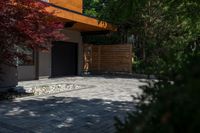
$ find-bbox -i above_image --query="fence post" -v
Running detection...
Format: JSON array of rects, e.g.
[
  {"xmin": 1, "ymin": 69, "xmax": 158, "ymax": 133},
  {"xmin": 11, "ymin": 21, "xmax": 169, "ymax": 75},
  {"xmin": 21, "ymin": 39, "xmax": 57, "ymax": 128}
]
[{"xmin": 98, "ymin": 45, "xmax": 101, "ymax": 72}]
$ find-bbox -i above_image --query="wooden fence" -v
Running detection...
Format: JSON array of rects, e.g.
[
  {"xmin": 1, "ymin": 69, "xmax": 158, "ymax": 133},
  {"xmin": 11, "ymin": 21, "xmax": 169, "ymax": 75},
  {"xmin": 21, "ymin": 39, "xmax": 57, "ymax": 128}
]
[{"xmin": 83, "ymin": 44, "xmax": 132, "ymax": 74}]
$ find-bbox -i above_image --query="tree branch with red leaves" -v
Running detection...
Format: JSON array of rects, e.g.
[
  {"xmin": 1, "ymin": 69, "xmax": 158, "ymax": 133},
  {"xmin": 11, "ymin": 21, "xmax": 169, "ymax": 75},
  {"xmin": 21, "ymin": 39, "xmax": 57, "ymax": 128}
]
[{"xmin": 0, "ymin": 0, "xmax": 65, "ymax": 66}]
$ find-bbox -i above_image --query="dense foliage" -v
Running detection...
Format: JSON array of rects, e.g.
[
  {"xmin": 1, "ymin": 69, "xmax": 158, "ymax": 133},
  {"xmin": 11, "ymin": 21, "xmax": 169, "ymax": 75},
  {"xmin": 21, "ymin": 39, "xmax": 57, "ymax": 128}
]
[
  {"xmin": 96, "ymin": 0, "xmax": 200, "ymax": 132},
  {"xmin": 83, "ymin": 0, "xmax": 124, "ymax": 45},
  {"xmin": 83, "ymin": 0, "xmax": 107, "ymax": 17},
  {"xmin": 115, "ymin": 43, "xmax": 200, "ymax": 133},
  {"xmin": 100, "ymin": 0, "xmax": 200, "ymax": 75},
  {"xmin": 0, "ymin": 0, "xmax": 64, "ymax": 66}
]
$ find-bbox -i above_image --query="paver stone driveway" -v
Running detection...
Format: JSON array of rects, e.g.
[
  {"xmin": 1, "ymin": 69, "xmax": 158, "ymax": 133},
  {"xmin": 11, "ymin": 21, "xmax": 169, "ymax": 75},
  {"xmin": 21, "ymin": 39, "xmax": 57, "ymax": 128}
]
[{"xmin": 0, "ymin": 76, "xmax": 145, "ymax": 133}]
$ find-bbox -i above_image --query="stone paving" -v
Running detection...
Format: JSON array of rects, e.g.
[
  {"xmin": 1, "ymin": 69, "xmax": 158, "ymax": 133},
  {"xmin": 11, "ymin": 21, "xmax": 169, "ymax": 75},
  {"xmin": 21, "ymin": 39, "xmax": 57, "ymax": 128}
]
[{"xmin": 0, "ymin": 76, "xmax": 146, "ymax": 133}]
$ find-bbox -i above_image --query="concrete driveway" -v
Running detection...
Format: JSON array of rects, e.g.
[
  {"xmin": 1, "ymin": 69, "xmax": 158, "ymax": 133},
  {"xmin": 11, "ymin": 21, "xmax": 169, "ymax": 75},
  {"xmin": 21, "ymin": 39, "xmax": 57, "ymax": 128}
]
[{"xmin": 0, "ymin": 76, "xmax": 145, "ymax": 133}]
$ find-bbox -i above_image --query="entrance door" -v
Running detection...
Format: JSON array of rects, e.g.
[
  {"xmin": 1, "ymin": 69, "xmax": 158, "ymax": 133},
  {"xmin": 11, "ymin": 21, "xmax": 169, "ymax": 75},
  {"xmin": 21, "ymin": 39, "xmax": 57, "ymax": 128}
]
[{"xmin": 52, "ymin": 41, "xmax": 78, "ymax": 77}]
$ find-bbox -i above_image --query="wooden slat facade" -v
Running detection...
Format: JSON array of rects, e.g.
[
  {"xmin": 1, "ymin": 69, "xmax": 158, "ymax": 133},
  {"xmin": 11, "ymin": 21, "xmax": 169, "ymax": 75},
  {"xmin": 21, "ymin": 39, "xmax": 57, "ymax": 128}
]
[
  {"xmin": 46, "ymin": 6, "xmax": 116, "ymax": 31},
  {"xmin": 46, "ymin": 0, "xmax": 116, "ymax": 32},
  {"xmin": 83, "ymin": 44, "xmax": 132, "ymax": 74},
  {"xmin": 49, "ymin": 0, "xmax": 83, "ymax": 13}
]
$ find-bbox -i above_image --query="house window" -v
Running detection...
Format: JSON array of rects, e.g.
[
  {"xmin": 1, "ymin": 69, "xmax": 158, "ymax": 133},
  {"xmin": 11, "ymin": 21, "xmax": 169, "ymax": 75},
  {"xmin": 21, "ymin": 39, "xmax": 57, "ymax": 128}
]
[{"xmin": 17, "ymin": 46, "xmax": 34, "ymax": 66}]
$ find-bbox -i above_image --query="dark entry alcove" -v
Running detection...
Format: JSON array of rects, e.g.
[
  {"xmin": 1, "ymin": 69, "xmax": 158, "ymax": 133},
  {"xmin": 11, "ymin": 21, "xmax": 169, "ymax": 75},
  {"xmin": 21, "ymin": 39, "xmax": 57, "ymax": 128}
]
[{"xmin": 51, "ymin": 41, "xmax": 78, "ymax": 77}]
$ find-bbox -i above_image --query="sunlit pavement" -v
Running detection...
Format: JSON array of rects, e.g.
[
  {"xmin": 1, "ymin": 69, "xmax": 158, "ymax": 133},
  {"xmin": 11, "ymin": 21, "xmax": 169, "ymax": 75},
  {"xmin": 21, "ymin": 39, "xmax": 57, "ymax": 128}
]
[{"xmin": 0, "ymin": 76, "xmax": 146, "ymax": 133}]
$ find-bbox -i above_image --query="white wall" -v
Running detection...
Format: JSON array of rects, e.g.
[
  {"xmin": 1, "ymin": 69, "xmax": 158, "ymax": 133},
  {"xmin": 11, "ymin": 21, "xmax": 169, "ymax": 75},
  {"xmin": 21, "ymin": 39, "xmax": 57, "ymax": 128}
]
[
  {"xmin": 18, "ymin": 29, "xmax": 83, "ymax": 81},
  {"xmin": 18, "ymin": 66, "xmax": 36, "ymax": 81},
  {"xmin": 39, "ymin": 50, "xmax": 51, "ymax": 78},
  {"xmin": 38, "ymin": 29, "xmax": 83, "ymax": 78}
]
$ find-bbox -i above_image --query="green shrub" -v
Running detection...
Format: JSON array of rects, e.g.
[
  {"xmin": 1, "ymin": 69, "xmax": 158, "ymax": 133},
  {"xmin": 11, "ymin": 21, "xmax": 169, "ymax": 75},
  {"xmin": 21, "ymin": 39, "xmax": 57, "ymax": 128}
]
[
  {"xmin": 132, "ymin": 59, "xmax": 146, "ymax": 74},
  {"xmin": 115, "ymin": 50, "xmax": 200, "ymax": 133}
]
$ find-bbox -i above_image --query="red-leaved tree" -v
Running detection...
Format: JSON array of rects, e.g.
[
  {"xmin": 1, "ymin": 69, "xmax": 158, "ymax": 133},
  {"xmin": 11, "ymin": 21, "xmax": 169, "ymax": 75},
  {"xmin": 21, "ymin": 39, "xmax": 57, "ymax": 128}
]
[{"xmin": 0, "ymin": 0, "xmax": 65, "ymax": 66}]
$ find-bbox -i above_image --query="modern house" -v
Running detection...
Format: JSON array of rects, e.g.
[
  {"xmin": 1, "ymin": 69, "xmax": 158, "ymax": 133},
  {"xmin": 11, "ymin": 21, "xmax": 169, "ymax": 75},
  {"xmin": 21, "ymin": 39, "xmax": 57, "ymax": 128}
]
[{"xmin": 0, "ymin": 0, "xmax": 115, "ymax": 88}]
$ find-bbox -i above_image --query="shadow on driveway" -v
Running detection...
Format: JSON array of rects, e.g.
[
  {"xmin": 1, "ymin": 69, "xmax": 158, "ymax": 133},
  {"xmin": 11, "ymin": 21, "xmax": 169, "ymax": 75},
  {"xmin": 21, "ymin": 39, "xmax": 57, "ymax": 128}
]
[{"xmin": 0, "ymin": 96, "xmax": 135, "ymax": 133}]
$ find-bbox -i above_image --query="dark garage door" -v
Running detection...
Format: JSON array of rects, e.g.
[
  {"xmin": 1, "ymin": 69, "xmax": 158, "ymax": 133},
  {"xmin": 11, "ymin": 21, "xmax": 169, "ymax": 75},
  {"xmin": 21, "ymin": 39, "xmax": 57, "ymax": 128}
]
[{"xmin": 52, "ymin": 41, "xmax": 78, "ymax": 77}]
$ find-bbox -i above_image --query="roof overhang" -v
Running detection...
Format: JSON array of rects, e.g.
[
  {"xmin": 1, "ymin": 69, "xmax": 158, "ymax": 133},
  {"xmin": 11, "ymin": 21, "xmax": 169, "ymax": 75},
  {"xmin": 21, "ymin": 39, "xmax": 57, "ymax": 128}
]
[{"xmin": 46, "ymin": 5, "xmax": 116, "ymax": 32}]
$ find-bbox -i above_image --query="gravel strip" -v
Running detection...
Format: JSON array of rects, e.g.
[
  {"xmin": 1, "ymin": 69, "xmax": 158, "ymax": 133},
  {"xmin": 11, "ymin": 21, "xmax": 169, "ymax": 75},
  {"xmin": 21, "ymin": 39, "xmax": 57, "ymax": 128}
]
[{"xmin": 15, "ymin": 83, "xmax": 92, "ymax": 96}]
